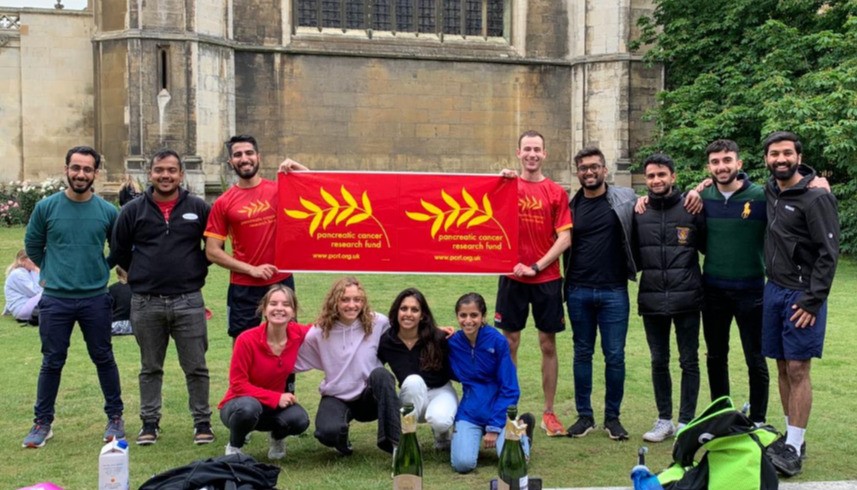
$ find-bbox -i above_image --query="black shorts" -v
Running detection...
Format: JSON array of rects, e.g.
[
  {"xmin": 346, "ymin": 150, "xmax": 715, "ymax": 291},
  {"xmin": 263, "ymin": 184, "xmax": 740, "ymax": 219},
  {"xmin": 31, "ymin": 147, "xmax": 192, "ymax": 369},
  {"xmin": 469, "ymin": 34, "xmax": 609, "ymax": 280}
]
[
  {"xmin": 226, "ymin": 276, "xmax": 296, "ymax": 338},
  {"xmin": 494, "ymin": 276, "xmax": 565, "ymax": 333}
]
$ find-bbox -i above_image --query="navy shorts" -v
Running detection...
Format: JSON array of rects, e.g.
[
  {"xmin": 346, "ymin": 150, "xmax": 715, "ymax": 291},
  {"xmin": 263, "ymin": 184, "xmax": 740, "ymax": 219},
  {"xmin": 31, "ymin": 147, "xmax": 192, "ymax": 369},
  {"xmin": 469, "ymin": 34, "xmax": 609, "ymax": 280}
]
[
  {"xmin": 762, "ymin": 281, "xmax": 826, "ymax": 360},
  {"xmin": 226, "ymin": 276, "xmax": 296, "ymax": 338},
  {"xmin": 494, "ymin": 276, "xmax": 565, "ymax": 334}
]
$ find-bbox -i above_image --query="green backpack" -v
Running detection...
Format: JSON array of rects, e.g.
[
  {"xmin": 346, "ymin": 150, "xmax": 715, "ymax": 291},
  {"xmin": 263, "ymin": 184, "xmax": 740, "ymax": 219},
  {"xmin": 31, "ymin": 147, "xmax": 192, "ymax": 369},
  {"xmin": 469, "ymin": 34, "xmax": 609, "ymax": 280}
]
[{"xmin": 657, "ymin": 396, "xmax": 779, "ymax": 490}]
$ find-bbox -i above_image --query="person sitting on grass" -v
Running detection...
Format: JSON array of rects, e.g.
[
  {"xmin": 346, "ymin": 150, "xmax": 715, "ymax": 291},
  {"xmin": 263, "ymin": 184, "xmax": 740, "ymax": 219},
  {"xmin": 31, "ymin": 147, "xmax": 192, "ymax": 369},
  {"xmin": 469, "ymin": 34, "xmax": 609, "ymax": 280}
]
[
  {"xmin": 218, "ymin": 284, "xmax": 311, "ymax": 459},
  {"xmin": 296, "ymin": 276, "xmax": 400, "ymax": 455},
  {"xmin": 448, "ymin": 292, "xmax": 534, "ymax": 473},
  {"xmin": 378, "ymin": 288, "xmax": 458, "ymax": 450},
  {"xmin": 3, "ymin": 249, "xmax": 42, "ymax": 326},
  {"xmin": 107, "ymin": 268, "xmax": 132, "ymax": 336}
]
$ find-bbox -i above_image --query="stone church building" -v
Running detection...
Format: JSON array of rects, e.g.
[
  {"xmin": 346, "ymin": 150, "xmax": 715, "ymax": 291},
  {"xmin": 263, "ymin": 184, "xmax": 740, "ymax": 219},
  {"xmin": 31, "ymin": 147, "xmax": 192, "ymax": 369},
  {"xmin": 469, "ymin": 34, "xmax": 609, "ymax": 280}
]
[{"xmin": 0, "ymin": 0, "xmax": 660, "ymax": 195}]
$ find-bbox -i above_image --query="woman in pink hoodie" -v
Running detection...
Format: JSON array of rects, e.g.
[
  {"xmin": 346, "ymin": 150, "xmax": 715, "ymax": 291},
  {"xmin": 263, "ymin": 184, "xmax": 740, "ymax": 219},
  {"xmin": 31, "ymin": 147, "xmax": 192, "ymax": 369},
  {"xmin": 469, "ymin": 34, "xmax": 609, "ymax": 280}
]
[{"xmin": 296, "ymin": 276, "xmax": 400, "ymax": 455}]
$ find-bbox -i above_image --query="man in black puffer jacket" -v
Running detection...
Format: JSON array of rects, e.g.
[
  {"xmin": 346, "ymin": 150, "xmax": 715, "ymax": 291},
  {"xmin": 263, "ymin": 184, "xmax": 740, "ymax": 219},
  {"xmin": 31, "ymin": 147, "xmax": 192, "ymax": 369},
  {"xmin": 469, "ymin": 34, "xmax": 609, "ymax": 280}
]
[{"xmin": 633, "ymin": 153, "xmax": 706, "ymax": 443}]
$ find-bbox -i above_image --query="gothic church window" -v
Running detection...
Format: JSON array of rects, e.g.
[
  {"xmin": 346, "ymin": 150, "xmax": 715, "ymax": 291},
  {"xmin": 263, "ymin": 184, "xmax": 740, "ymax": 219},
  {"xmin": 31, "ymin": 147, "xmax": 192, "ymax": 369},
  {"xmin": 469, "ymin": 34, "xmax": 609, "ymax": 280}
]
[{"xmin": 296, "ymin": 0, "xmax": 505, "ymax": 37}]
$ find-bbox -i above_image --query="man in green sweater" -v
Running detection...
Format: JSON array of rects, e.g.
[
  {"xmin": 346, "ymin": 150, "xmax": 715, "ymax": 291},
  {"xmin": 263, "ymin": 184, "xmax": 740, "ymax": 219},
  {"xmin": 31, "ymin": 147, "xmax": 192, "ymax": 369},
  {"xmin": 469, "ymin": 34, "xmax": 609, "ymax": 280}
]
[
  {"xmin": 698, "ymin": 139, "xmax": 769, "ymax": 425},
  {"xmin": 22, "ymin": 146, "xmax": 125, "ymax": 448}
]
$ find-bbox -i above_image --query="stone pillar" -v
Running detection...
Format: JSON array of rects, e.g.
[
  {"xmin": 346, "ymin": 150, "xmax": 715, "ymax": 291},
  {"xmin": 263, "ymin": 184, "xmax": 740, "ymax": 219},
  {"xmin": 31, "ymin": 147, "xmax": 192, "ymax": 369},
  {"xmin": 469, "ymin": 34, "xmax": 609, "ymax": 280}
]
[
  {"xmin": 93, "ymin": 0, "xmax": 235, "ymax": 191},
  {"xmin": 568, "ymin": 0, "xmax": 660, "ymax": 188}
]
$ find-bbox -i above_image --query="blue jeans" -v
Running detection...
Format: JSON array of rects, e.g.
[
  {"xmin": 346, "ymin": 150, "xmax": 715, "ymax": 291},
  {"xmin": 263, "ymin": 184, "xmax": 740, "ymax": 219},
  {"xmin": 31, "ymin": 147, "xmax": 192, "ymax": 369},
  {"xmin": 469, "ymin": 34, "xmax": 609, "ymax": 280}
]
[
  {"xmin": 34, "ymin": 294, "xmax": 123, "ymax": 423},
  {"xmin": 566, "ymin": 286, "xmax": 629, "ymax": 420},
  {"xmin": 450, "ymin": 419, "xmax": 531, "ymax": 473},
  {"xmin": 131, "ymin": 291, "xmax": 210, "ymax": 425}
]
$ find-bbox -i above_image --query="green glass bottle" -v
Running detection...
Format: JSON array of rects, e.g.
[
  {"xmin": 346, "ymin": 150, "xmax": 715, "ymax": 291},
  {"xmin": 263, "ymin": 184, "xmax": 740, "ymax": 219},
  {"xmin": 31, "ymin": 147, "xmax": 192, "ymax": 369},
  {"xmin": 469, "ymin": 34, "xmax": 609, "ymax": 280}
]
[
  {"xmin": 393, "ymin": 403, "xmax": 422, "ymax": 490},
  {"xmin": 497, "ymin": 405, "xmax": 528, "ymax": 490}
]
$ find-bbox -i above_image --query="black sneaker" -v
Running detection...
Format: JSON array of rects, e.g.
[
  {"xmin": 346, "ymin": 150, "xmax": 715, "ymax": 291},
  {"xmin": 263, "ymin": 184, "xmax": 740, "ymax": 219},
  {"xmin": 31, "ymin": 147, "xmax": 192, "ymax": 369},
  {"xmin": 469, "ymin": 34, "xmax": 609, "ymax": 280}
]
[
  {"xmin": 603, "ymin": 418, "xmax": 629, "ymax": 441},
  {"xmin": 767, "ymin": 436, "xmax": 807, "ymax": 461},
  {"xmin": 566, "ymin": 416, "xmax": 596, "ymax": 438},
  {"xmin": 520, "ymin": 412, "xmax": 536, "ymax": 450},
  {"xmin": 136, "ymin": 421, "xmax": 160, "ymax": 446},
  {"xmin": 769, "ymin": 443, "xmax": 803, "ymax": 477},
  {"xmin": 193, "ymin": 422, "xmax": 215, "ymax": 445},
  {"xmin": 335, "ymin": 439, "xmax": 353, "ymax": 456}
]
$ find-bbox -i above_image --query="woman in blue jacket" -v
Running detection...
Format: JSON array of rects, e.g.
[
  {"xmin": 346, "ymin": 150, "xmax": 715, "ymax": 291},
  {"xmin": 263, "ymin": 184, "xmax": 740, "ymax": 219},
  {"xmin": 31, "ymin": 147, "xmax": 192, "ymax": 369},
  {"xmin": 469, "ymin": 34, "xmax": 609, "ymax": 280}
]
[{"xmin": 448, "ymin": 292, "xmax": 533, "ymax": 473}]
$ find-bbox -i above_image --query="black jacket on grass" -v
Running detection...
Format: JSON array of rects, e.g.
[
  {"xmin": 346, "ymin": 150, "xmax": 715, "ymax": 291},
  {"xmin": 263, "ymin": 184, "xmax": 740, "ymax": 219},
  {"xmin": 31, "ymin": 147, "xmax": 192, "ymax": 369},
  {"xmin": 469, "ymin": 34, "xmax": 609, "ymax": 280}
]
[
  {"xmin": 139, "ymin": 453, "xmax": 280, "ymax": 490},
  {"xmin": 633, "ymin": 188, "xmax": 706, "ymax": 316}
]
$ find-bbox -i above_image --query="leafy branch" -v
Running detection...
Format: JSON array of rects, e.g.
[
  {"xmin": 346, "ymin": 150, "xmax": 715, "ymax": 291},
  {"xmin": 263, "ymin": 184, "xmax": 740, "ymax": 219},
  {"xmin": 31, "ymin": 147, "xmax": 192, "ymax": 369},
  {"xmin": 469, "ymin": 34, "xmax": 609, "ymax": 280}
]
[
  {"xmin": 405, "ymin": 188, "xmax": 511, "ymax": 248},
  {"xmin": 284, "ymin": 185, "xmax": 390, "ymax": 246}
]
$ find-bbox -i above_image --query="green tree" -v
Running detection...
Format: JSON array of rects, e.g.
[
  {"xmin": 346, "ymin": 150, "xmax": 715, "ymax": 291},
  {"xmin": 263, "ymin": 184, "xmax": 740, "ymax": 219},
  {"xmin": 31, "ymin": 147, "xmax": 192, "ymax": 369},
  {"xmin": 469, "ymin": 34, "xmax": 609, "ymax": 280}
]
[{"xmin": 631, "ymin": 0, "xmax": 857, "ymax": 252}]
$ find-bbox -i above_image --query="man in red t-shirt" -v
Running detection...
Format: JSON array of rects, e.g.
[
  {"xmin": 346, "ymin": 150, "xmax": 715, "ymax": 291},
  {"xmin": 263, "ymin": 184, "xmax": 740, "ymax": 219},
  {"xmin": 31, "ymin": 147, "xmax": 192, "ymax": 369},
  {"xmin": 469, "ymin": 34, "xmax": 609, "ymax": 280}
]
[
  {"xmin": 205, "ymin": 135, "xmax": 307, "ymax": 339},
  {"xmin": 497, "ymin": 130, "xmax": 572, "ymax": 437}
]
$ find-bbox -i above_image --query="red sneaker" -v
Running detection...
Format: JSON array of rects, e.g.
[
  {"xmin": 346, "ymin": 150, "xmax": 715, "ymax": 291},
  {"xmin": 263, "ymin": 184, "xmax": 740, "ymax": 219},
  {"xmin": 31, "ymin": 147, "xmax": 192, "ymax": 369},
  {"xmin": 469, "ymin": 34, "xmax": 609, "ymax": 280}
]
[{"xmin": 540, "ymin": 411, "xmax": 566, "ymax": 437}]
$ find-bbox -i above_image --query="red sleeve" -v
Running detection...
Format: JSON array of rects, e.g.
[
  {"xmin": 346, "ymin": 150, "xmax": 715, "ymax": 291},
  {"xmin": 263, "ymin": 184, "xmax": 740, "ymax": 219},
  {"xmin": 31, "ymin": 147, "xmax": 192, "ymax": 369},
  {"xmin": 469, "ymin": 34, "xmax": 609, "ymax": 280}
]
[
  {"xmin": 204, "ymin": 195, "xmax": 229, "ymax": 241},
  {"xmin": 553, "ymin": 184, "xmax": 573, "ymax": 233},
  {"xmin": 228, "ymin": 333, "xmax": 282, "ymax": 409}
]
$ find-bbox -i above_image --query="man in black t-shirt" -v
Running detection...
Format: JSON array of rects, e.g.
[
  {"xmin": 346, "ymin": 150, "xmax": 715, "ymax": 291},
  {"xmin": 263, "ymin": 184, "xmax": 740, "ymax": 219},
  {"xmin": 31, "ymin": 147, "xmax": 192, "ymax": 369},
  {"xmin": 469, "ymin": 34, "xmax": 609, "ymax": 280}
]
[{"xmin": 563, "ymin": 147, "xmax": 638, "ymax": 441}]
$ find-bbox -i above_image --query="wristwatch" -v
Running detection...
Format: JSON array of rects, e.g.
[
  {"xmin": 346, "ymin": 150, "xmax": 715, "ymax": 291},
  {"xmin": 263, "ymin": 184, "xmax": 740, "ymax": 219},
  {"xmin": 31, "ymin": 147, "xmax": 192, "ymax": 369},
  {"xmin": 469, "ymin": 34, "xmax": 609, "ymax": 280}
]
[{"xmin": 531, "ymin": 263, "xmax": 540, "ymax": 273}]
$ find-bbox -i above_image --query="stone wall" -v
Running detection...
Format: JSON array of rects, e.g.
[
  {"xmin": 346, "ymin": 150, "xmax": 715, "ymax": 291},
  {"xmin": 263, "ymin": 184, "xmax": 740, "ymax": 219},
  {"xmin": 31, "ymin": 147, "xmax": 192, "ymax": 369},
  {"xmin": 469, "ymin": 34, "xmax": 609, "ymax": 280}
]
[
  {"xmin": 0, "ymin": 16, "xmax": 23, "ymax": 182},
  {"xmin": 235, "ymin": 54, "xmax": 573, "ymax": 186},
  {"xmin": 3, "ymin": 0, "xmax": 664, "ymax": 195},
  {"xmin": 0, "ymin": 9, "xmax": 94, "ymax": 181}
]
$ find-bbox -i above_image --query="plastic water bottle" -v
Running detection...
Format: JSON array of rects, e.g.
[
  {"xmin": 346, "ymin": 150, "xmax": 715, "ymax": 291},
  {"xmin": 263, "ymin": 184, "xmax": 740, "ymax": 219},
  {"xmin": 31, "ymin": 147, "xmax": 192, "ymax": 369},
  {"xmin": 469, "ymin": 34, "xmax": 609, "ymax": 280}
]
[{"xmin": 98, "ymin": 439, "xmax": 129, "ymax": 490}]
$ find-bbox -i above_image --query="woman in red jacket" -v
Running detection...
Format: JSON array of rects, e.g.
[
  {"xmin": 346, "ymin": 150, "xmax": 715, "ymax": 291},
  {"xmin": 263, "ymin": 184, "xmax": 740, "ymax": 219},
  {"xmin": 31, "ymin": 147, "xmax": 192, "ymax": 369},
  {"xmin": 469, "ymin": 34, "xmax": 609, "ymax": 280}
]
[{"xmin": 218, "ymin": 284, "xmax": 311, "ymax": 459}]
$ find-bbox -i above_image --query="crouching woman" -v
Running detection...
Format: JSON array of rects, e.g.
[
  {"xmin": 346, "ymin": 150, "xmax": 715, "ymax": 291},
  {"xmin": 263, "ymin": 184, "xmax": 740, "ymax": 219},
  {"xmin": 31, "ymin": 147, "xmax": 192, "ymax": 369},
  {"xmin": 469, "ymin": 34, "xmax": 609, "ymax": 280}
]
[
  {"xmin": 218, "ymin": 285, "xmax": 310, "ymax": 459},
  {"xmin": 448, "ymin": 292, "xmax": 532, "ymax": 473}
]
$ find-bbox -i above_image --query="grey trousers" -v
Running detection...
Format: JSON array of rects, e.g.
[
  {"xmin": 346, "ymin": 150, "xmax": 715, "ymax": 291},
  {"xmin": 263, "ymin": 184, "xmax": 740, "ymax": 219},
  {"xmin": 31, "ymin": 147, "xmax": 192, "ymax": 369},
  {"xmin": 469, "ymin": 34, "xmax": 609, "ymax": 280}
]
[{"xmin": 131, "ymin": 290, "xmax": 211, "ymax": 425}]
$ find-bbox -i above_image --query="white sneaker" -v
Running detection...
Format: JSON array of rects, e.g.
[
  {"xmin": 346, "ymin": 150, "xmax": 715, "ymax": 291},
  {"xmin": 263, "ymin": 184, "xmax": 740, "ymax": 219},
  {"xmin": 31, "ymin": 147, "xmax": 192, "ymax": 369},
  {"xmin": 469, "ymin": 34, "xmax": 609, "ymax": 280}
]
[
  {"xmin": 225, "ymin": 443, "xmax": 244, "ymax": 455},
  {"xmin": 642, "ymin": 419, "xmax": 676, "ymax": 442},
  {"xmin": 268, "ymin": 436, "xmax": 286, "ymax": 460}
]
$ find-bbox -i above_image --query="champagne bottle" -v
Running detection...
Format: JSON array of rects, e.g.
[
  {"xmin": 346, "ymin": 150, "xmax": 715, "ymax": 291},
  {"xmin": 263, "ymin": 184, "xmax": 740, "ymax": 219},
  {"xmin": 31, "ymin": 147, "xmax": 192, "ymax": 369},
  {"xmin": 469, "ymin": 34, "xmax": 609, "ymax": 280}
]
[
  {"xmin": 498, "ymin": 405, "xmax": 528, "ymax": 490},
  {"xmin": 393, "ymin": 403, "xmax": 422, "ymax": 490}
]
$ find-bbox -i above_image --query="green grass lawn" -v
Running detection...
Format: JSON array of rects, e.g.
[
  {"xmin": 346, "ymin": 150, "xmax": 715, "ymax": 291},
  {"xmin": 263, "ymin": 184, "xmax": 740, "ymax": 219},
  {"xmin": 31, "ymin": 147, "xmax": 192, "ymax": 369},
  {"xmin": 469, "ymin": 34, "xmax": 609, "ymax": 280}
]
[{"xmin": 0, "ymin": 225, "xmax": 854, "ymax": 489}]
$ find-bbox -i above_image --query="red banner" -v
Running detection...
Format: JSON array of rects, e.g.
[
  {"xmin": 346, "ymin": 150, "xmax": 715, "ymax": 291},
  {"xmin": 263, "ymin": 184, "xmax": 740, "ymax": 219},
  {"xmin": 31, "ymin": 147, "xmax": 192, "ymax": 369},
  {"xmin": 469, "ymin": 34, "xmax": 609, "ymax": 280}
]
[{"xmin": 276, "ymin": 172, "xmax": 518, "ymax": 274}]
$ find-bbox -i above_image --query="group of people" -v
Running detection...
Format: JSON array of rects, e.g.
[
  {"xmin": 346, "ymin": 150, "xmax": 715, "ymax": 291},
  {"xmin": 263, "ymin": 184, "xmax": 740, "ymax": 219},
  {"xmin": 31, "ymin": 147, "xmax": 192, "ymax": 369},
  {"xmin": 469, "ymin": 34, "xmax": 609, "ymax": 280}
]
[
  {"xmin": 16, "ymin": 129, "xmax": 838, "ymax": 479},
  {"xmin": 555, "ymin": 132, "xmax": 837, "ymax": 479}
]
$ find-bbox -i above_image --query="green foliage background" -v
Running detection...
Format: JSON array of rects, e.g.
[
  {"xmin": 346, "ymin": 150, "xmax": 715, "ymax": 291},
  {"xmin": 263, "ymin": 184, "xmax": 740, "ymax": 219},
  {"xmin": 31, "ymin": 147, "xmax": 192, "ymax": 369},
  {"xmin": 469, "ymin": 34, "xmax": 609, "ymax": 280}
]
[{"xmin": 630, "ymin": 0, "xmax": 857, "ymax": 252}]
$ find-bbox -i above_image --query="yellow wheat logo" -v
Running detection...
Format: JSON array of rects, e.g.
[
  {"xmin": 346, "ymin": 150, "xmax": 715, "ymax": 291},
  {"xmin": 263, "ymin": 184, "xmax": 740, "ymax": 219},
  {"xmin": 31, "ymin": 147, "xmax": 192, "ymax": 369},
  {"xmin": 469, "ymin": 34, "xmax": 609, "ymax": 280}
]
[
  {"xmin": 405, "ymin": 189, "xmax": 511, "ymax": 247},
  {"xmin": 519, "ymin": 196, "xmax": 543, "ymax": 211},
  {"xmin": 239, "ymin": 200, "xmax": 272, "ymax": 217},
  {"xmin": 283, "ymin": 186, "xmax": 390, "ymax": 246},
  {"xmin": 742, "ymin": 201, "xmax": 751, "ymax": 219}
]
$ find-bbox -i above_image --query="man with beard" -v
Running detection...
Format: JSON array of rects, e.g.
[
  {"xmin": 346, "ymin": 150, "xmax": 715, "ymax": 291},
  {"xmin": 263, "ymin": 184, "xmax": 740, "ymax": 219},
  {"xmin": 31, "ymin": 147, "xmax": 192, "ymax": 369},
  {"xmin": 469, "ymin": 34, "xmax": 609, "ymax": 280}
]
[
  {"xmin": 698, "ymin": 139, "xmax": 770, "ymax": 426},
  {"xmin": 112, "ymin": 150, "xmax": 214, "ymax": 446},
  {"xmin": 205, "ymin": 135, "xmax": 307, "ymax": 339},
  {"xmin": 22, "ymin": 146, "xmax": 125, "ymax": 448},
  {"xmin": 633, "ymin": 153, "xmax": 705, "ymax": 443},
  {"xmin": 497, "ymin": 130, "xmax": 572, "ymax": 437},
  {"xmin": 761, "ymin": 131, "xmax": 839, "ymax": 477},
  {"xmin": 563, "ymin": 147, "xmax": 637, "ymax": 441}
]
